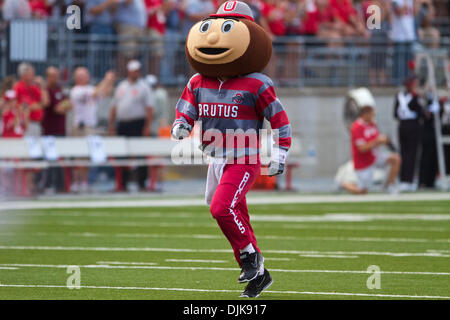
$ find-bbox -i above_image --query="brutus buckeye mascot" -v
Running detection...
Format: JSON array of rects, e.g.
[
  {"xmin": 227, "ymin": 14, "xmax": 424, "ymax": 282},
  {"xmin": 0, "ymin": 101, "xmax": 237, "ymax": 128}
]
[{"xmin": 171, "ymin": 1, "xmax": 292, "ymax": 298}]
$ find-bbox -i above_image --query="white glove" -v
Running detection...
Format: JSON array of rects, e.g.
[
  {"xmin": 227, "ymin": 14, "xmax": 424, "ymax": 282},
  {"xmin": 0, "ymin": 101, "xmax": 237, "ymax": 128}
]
[
  {"xmin": 171, "ymin": 123, "xmax": 192, "ymax": 140},
  {"xmin": 268, "ymin": 148, "xmax": 288, "ymax": 177}
]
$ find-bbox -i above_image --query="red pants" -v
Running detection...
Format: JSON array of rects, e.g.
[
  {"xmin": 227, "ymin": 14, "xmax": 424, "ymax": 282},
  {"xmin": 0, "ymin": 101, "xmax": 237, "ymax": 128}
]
[{"xmin": 209, "ymin": 162, "xmax": 261, "ymax": 265}]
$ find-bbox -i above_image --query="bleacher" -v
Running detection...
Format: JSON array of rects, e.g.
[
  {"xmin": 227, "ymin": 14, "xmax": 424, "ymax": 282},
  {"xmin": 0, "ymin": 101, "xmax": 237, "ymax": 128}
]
[{"xmin": 1, "ymin": 18, "xmax": 448, "ymax": 87}]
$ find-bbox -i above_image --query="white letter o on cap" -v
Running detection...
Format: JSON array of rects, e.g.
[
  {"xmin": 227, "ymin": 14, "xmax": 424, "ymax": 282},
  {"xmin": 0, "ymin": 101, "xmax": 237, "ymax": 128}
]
[{"xmin": 224, "ymin": 1, "xmax": 237, "ymax": 11}]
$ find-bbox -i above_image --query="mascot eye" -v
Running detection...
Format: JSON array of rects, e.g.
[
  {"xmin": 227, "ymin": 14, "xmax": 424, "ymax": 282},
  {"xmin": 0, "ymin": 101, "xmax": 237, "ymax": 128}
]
[
  {"xmin": 222, "ymin": 20, "xmax": 234, "ymax": 33},
  {"xmin": 199, "ymin": 21, "xmax": 212, "ymax": 33}
]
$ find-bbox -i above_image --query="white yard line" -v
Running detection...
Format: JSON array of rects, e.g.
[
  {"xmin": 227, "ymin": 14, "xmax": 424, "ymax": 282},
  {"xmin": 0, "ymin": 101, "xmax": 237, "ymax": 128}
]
[
  {"xmin": 1, "ymin": 213, "xmax": 449, "ymax": 230},
  {"xmin": 0, "ymin": 231, "xmax": 223, "ymax": 239},
  {"xmin": 165, "ymin": 259, "xmax": 228, "ymax": 263},
  {"xmin": 0, "ymin": 263, "xmax": 449, "ymax": 276},
  {"xmin": 1, "ymin": 193, "xmax": 450, "ymax": 210},
  {"xmin": 1, "ymin": 231, "xmax": 448, "ymax": 244},
  {"xmin": 96, "ymin": 261, "xmax": 158, "ymax": 266},
  {"xmin": 0, "ymin": 283, "xmax": 448, "ymax": 299},
  {"xmin": 0, "ymin": 267, "xmax": 18, "ymax": 270},
  {"xmin": 299, "ymin": 254, "xmax": 358, "ymax": 259},
  {"xmin": 252, "ymin": 213, "xmax": 450, "ymax": 222},
  {"xmin": 1, "ymin": 214, "xmax": 450, "ymax": 229},
  {"xmin": 1, "ymin": 245, "xmax": 450, "ymax": 258},
  {"xmin": 0, "ymin": 220, "xmax": 218, "ymax": 228},
  {"xmin": 0, "ymin": 211, "xmax": 194, "ymax": 219},
  {"xmin": 261, "ymin": 235, "xmax": 450, "ymax": 243},
  {"xmin": 279, "ymin": 224, "xmax": 448, "ymax": 232}
]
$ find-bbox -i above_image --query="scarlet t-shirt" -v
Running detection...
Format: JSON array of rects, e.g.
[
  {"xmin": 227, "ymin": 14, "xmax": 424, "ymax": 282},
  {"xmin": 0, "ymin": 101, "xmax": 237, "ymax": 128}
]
[
  {"xmin": 29, "ymin": 0, "xmax": 50, "ymax": 17},
  {"xmin": 300, "ymin": 5, "xmax": 336, "ymax": 35},
  {"xmin": 2, "ymin": 110, "xmax": 25, "ymax": 138},
  {"xmin": 351, "ymin": 118, "xmax": 379, "ymax": 170},
  {"xmin": 329, "ymin": 0, "xmax": 357, "ymax": 24},
  {"xmin": 262, "ymin": 3, "xmax": 286, "ymax": 36},
  {"xmin": 14, "ymin": 81, "xmax": 43, "ymax": 122},
  {"xmin": 145, "ymin": 0, "xmax": 166, "ymax": 35}
]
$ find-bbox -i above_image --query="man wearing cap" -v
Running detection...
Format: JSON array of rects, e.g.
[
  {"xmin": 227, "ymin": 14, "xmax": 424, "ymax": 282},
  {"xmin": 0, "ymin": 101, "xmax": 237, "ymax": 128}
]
[{"xmin": 109, "ymin": 60, "xmax": 155, "ymax": 191}]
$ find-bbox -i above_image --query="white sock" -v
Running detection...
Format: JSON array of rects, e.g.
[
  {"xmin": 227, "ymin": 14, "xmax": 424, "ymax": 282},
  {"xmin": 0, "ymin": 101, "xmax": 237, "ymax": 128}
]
[
  {"xmin": 240, "ymin": 243, "xmax": 255, "ymax": 254},
  {"xmin": 258, "ymin": 262, "xmax": 265, "ymax": 276}
]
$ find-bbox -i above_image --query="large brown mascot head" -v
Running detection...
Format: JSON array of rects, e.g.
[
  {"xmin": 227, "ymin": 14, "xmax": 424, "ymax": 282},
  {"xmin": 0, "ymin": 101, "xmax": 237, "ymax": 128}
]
[{"xmin": 185, "ymin": 1, "xmax": 272, "ymax": 78}]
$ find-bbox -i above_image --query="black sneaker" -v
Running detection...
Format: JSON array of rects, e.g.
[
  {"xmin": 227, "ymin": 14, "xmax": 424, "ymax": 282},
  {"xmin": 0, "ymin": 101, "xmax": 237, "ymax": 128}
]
[
  {"xmin": 240, "ymin": 268, "xmax": 273, "ymax": 298},
  {"xmin": 238, "ymin": 251, "xmax": 263, "ymax": 283}
]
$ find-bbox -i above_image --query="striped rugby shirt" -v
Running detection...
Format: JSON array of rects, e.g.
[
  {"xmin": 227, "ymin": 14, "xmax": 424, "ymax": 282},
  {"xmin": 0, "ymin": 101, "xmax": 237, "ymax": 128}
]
[{"xmin": 173, "ymin": 72, "xmax": 292, "ymax": 162}]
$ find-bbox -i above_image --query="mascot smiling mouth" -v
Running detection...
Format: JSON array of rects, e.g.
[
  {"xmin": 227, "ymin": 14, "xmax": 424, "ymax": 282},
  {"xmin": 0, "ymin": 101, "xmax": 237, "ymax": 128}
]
[{"xmin": 197, "ymin": 48, "xmax": 230, "ymax": 55}]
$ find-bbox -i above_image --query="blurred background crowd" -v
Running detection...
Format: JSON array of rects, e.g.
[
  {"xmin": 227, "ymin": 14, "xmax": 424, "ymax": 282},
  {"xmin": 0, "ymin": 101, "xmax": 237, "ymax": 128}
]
[
  {"xmin": 0, "ymin": 0, "xmax": 448, "ymax": 84},
  {"xmin": 0, "ymin": 0, "xmax": 449, "ymax": 196},
  {"xmin": 0, "ymin": 0, "xmax": 447, "ymax": 43}
]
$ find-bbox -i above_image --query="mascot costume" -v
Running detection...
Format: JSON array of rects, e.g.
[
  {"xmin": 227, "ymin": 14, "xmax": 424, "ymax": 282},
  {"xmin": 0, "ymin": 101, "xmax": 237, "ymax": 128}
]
[{"xmin": 171, "ymin": 1, "xmax": 292, "ymax": 298}]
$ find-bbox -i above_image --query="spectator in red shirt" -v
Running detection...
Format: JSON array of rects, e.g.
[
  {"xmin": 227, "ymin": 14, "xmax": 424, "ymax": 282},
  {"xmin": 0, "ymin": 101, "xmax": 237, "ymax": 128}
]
[
  {"xmin": 300, "ymin": 0, "xmax": 341, "ymax": 38},
  {"xmin": 28, "ymin": 0, "xmax": 51, "ymax": 18},
  {"xmin": 261, "ymin": 0, "xmax": 287, "ymax": 36},
  {"xmin": 146, "ymin": 0, "xmax": 168, "ymax": 35},
  {"xmin": 329, "ymin": 0, "xmax": 368, "ymax": 37},
  {"xmin": 285, "ymin": 0, "xmax": 307, "ymax": 36},
  {"xmin": 145, "ymin": 0, "xmax": 173, "ymax": 76},
  {"xmin": 350, "ymin": 106, "xmax": 401, "ymax": 194},
  {"xmin": 260, "ymin": 0, "xmax": 288, "ymax": 80},
  {"xmin": 14, "ymin": 62, "xmax": 48, "ymax": 137},
  {"xmin": 279, "ymin": 0, "xmax": 308, "ymax": 83},
  {"xmin": 1, "ymin": 90, "xmax": 28, "ymax": 138}
]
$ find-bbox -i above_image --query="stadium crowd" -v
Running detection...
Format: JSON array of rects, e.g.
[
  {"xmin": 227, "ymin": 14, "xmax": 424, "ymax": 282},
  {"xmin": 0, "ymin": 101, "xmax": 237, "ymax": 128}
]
[
  {"xmin": 0, "ymin": 0, "xmax": 449, "ymax": 195},
  {"xmin": 0, "ymin": 0, "xmax": 448, "ymax": 83},
  {"xmin": 0, "ymin": 0, "xmax": 446, "ymax": 40},
  {"xmin": 0, "ymin": 60, "xmax": 171, "ymax": 194}
]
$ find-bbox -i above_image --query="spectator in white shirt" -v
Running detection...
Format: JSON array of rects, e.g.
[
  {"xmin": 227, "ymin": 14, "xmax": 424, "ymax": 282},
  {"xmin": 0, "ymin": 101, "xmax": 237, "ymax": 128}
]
[
  {"xmin": 2, "ymin": 0, "xmax": 31, "ymax": 21},
  {"xmin": 70, "ymin": 67, "xmax": 115, "ymax": 136},
  {"xmin": 69, "ymin": 67, "xmax": 115, "ymax": 192},
  {"xmin": 391, "ymin": 0, "xmax": 416, "ymax": 85},
  {"xmin": 108, "ymin": 60, "xmax": 154, "ymax": 191}
]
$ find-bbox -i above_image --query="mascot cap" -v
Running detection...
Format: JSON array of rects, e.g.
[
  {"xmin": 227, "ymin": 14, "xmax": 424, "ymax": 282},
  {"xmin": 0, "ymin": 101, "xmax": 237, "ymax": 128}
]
[{"xmin": 210, "ymin": 1, "xmax": 255, "ymax": 22}]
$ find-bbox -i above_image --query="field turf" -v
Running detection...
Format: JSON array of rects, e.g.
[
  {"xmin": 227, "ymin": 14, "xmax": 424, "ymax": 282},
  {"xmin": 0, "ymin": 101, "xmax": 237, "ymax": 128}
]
[{"xmin": 0, "ymin": 198, "xmax": 449, "ymax": 300}]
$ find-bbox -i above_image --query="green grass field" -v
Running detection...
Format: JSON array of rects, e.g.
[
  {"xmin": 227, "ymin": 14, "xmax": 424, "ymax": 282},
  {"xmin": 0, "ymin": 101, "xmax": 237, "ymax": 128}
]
[{"xmin": 0, "ymin": 198, "xmax": 449, "ymax": 300}]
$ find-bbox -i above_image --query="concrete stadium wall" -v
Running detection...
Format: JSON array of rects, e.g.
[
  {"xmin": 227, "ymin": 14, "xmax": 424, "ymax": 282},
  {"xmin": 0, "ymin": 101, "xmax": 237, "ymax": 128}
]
[
  {"xmin": 275, "ymin": 87, "xmax": 399, "ymax": 179},
  {"xmin": 167, "ymin": 87, "xmax": 400, "ymax": 179}
]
